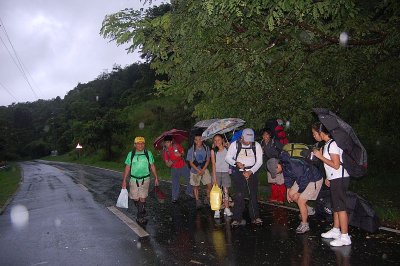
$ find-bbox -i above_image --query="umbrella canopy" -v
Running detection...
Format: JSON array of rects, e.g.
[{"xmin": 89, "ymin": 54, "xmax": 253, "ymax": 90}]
[
  {"xmin": 201, "ymin": 118, "xmax": 245, "ymax": 140},
  {"xmin": 313, "ymin": 108, "xmax": 367, "ymax": 167},
  {"xmin": 230, "ymin": 129, "xmax": 243, "ymax": 143},
  {"xmin": 153, "ymin": 129, "xmax": 189, "ymax": 150},
  {"xmin": 194, "ymin": 119, "xmax": 220, "ymax": 128}
]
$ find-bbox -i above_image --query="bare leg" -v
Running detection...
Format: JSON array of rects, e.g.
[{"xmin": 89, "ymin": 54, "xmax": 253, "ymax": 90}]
[{"xmin": 338, "ymin": 211, "xmax": 349, "ymax": 234}]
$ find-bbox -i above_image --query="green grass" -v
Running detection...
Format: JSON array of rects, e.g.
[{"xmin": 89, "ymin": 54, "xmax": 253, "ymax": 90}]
[{"xmin": 0, "ymin": 163, "xmax": 21, "ymax": 208}]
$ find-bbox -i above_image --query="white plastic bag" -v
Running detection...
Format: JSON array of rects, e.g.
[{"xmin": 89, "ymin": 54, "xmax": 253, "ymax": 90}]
[{"xmin": 116, "ymin": 189, "xmax": 128, "ymax": 208}]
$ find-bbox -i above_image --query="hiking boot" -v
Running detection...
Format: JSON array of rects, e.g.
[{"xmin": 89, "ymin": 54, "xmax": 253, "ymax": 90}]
[
  {"xmin": 296, "ymin": 223, "xmax": 310, "ymax": 234},
  {"xmin": 321, "ymin": 228, "xmax": 341, "ymax": 239},
  {"xmin": 231, "ymin": 219, "xmax": 246, "ymax": 227},
  {"xmin": 214, "ymin": 211, "xmax": 221, "ymax": 219},
  {"xmin": 224, "ymin": 208, "xmax": 233, "ymax": 217},
  {"xmin": 196, "ymin": 199, "xmax": 203, "ymax": 209},
  {"xmin": 251, "ymin": 218, "xmax": 263, "ymax": 226},
  {"xmin": 330, "ymin": 234, "xmax": 351, "ymax": 247}
]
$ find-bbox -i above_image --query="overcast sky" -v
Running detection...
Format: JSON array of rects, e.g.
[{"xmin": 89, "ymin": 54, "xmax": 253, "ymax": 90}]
[{"xmin": 0, "ymin": 0, "xmax": 159, "ymax": 107}]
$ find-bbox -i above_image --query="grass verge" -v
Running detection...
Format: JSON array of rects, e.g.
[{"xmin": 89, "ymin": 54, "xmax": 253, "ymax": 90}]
[{"xmin": 0, "ymin": 163, "xmax": 21, "ymax": 209}]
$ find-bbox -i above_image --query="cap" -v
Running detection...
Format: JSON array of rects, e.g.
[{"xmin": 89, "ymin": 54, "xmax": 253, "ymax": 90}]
[
  {"xmin": 242, "ymin": 128, "xmax": 255, "ymax": 142},
  {"xmin": 266, "ymin": 158, "xmax": 279, "ymax": 178},
  {"xmin": 134, "ymin": 136, "xmax": 145, "ymax": 144}
]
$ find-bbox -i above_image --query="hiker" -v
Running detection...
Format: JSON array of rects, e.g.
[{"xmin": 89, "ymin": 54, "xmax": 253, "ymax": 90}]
[
  {"xmin": 261, "ymin": 128, "xmax": 285, "ymax": 203},
  {"xmin": 313, "ymin": 122, "xmax": 352, "ymax": 246},
  {"xmin": 211, "ymin": 134, "xmax": 233, "ymax": 218},
  {"xmin": 187, "ymin": 133, "xmax": 212, "ymax": 209},
  {"xmin": 162, "ymin": 135, "xmax": 193, "ymax": 203},
  {"xmin": 225, "ymin": 128, "xmax": 263, "ymax": 226},
  {"xmin": 122, "ymin": 136, "xmax": 159, "ymax": 224},
  {"xmin": 267, "ymin": 152, "xmax": 323, "ymax": 234}
]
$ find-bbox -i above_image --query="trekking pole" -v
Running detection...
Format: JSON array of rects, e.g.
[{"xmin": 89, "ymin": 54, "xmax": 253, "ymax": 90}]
[{"xmin": 246, "ymin": 178, "xmax": 256, "ymax": 220}]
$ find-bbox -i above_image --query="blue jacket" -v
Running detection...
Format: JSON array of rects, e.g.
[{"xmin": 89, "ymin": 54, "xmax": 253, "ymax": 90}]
[{"xmin": 280, "ymin": 152, "xmax": 323, "ymax": 193}]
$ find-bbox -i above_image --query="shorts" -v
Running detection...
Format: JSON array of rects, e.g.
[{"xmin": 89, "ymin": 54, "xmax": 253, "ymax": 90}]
[
  {"xmin": 330, "ymin": 177, "xmax": 350, "ymax": 212},
  {"xmin": 190, "ymin": 169, "xmax": 212, "ymax": 186},
  {"xmin": 291, "ymin": 179, "xmax": 323, "ymax": 201},
  {"xmin": 215, "ymin": 172, "xmax": 231, "ymax": 188},
  {"xmin": 129, "ymin": 178, "xmax": 150, "ymax": 200}
]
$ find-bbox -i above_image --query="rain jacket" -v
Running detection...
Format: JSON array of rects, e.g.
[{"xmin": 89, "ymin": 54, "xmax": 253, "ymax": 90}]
[{"xmin": 280, "ymin": 151, "xmax": 322, "ymax": 193}]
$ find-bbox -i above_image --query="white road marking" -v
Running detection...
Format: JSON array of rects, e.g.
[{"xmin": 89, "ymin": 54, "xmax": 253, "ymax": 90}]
[{"xmin": 107, "ymin": 206, "xmax": 149, "ymax": 238}]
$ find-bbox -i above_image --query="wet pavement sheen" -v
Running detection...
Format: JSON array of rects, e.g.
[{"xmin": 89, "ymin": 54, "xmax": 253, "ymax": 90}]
[{"xmin": 4, "ymin": 161, "xmax": 400, "ymax": 265}]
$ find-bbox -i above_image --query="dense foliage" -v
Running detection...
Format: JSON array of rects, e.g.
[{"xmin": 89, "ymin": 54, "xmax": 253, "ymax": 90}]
[
  {"xmin": 101, "ymin": 0, "xmax": 400, "ymax": 172},
  {"xmin": 0, "ymin": 63, "xmax": 194, "ymax": 161}
]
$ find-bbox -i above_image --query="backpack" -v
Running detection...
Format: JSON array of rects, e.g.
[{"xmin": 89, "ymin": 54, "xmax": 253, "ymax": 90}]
[
  {"xmin": 189, "ymin": 143, "xmax": 209, "ymax": 169},
  {"xmin": 327, "ymin": 140, "xmax": 367, "ymax": 178},
  {"xmin": 234, "ymin": 141, "xmax": 257, "ymax": 170},
  {"xmin": 282, "ymin": 143, "xmax": 310, "ymax": 159},
  {"xmin": 129, "ymin": 149, "xmax": 151, "ymax": 185},
  {"xmin": 265, "ymin": 119, "xmax": 289, "ymax": 145}
]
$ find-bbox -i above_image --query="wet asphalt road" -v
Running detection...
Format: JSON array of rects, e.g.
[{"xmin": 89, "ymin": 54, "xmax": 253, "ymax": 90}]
[{"xmin": 1, "ymin": 161, "xmax": 400, "ymax": 265}]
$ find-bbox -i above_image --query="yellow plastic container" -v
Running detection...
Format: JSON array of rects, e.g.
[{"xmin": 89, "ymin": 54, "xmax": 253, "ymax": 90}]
[{"xmin": 210, "ymin": 184, "xmax": 222, "ymax": 211}]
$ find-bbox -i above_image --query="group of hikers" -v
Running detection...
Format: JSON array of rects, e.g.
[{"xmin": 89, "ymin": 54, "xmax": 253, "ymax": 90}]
[{"xmin": 121, "ymin": 120, "xmax": 352, "ymax": 247}]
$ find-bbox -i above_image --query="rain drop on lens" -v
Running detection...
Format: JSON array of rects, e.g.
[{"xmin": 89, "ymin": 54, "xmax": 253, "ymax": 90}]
[
  {"xmin": 10, "ymin": 204, "xmax": 29, "ymax": 228},
  {"xmin": 139, "ymin": 122, "xmax": 145, "ymax": 129},
  {"xmin": 136, "ymin": 242, "xmax": 142, "ymax": 249},
  {"xmin": 55, "ymin": 218, "xmax": 62, "ymax": 227},
  {"xmin": 286, "ymin": 121, "xmax": 290, "ymax": 128},
  {"xmin": 339, "ymin": 32, "xmax": 349, "ymax": 46}
]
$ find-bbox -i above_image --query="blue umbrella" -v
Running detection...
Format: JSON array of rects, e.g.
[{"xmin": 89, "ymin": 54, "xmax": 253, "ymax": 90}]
[{"xmin": 230, "ymin": 129, "xmax": 243, "ymax": 143}]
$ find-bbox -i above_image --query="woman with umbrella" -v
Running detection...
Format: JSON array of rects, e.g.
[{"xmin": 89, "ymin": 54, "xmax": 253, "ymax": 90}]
[{"xmin": 313, "ymin": 122, "xmax": 351, "ymax": 247}]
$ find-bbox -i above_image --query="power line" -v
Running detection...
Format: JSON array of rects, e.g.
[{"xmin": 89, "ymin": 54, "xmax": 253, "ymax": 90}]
[
  {"xmin": 0, "ymin": 17, "xmax": 40, "ymax": 100},
  {"xmin": 0, "ymin": 81, "xmax": 18, "ymax": 102}
]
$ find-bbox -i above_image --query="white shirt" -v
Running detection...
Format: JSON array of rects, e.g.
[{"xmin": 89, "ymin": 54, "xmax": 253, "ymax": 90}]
[
  {"xmin": 225, "ymin": 141, "xmax": 263, "ymax": 174},
  {"xmin": 323, "ymin": 140, "xmax": 349, "ymax": 180}
]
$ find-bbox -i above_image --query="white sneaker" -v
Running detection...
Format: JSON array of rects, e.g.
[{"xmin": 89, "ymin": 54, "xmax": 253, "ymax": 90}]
[
  {"xmin": 330, "ymin": 234, "xmax": 352, "ymax": 247},
  {"xmin": 321, "ymin": 228, "xmax": 341, "ymax": 239},
  {"xmin": 214, "ymin": 211, "xmax": 221, "ymax": 219},
  {"xmin": 224, "ymin": 208, "xmax": 233, "ymax": 217}
]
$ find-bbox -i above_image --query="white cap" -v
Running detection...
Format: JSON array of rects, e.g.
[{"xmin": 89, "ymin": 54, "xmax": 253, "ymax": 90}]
[{"xmin": 242, "ymin": 128, "xmax": 254, "ymax": 142}]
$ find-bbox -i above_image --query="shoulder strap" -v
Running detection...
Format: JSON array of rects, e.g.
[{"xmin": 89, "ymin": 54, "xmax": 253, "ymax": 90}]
[
  {"xmin": 251, "ymin": 142, "xmax": 257, "ymax": 160},
  {"xmin": 130, "ymin": 149, "xmax": 151, "ymax": 170},
  {"xmin": 130, "ymin": 149, "xmax": 136, "ymax": 169},
  {"xmin": 235, "ymin": 141, "xmax": 242, "ymax": 160}
]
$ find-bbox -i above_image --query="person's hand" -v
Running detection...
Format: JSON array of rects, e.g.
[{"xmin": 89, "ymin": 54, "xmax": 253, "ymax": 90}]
[
  {"xmin": 154, "ymin": 178, "xmax": 159, "ymax": 187},
  {"xmin": 236, "ymin": 162, "xmax": 245, "ymax": 170},
  {"xmin": 174, "ymin": 151, "xmax": 181, "ymax": 157},
  {"xmin": 287, "ymin": 189, "xmax": 293, "ymax": 203},
  {"xmin": 313, "ymin": 148, "xmax": 323, "ymax": 159},
  {"xmin": 325, "ymin": 179, "xmax": 330, "ymax": 187},
  {"xmin": 243, "ymin": 171, "xmax": 252, "ymax": 180},
  {"xmin": 121, "ymin": 180, "xmax": 127, "ymax": 189},
  {"xmin": 199, "ymin": 169, "xmax": 205, "ymax": 176}
]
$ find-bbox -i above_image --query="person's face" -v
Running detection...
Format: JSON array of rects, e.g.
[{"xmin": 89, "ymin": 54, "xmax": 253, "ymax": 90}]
[
  {"xmin": 262, "ymin": 132, "xmax": 271, "ymax": 142},
  {"xmin": 194, "ymin": 136, "xmax": 203, "ymax": 147},
  {"xmin": 134, "ymin": 142, "xmax": 145, "ymax": 151},
  {"xmin": 276, "ymin": 163, "xmax": 283, "ymax": 174},
  {"xmin": 312, "ymin": 129, "xmax": 323, "ymax": 142},
  {"xmin": 164, "ymin": 140, "xmax": 172, "ymax": 147},
  {"xmin": 213, "ymin": 135, "xmax": 223, "ymax": 147}
]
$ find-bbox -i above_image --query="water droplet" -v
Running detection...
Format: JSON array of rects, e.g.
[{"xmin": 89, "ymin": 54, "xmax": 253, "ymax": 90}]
[
  {"xmin": 285, "ymin": 121, "xmax": 290, "ymax": 128},
  {"xmin": 54, "ymin": 218, "xmax": 61, "ymax": 227},
  {"xmin": 376, "ymin": 140, "xmax": 380, "ymax": 146},
  {"xmin": 137, "ymin": 242, "xmax": 142, "ymax": 249},
  {"xmin": 10, "ymin": 204, "xmax": 29, "ymax": 228},
  {"xmin": 339, "ymin": 32, "xmax": 349, "ymax": 46},
  {"xmin": 139, "ymin": 122, "xmax": 145, "ymax": 129}
]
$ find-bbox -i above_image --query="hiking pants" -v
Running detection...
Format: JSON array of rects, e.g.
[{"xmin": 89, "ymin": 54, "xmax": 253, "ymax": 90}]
[
  {"xmin": 232, "ymin": 170, "xmax": 259, "ymax": 221},
  {"xmin": 171, "ymin": 165, "xmax": 192, "ymax": 200}
]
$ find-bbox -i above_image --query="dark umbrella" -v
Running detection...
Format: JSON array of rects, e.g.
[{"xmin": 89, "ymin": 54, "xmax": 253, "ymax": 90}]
[
  {"xmin": 153, "ymin": 129, "xmax": 189, "ymax": 150},
  {"xmin": 313, "ymin": 108, "xmax": 367, "ymax": 175}
]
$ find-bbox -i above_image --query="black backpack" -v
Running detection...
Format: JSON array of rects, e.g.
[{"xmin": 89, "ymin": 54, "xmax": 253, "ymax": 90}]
[
  {"xmin": 234, "ymin": 141, "xmax": 257, "ymax": 170},
  {"xmin": 188, "ymin": 143, "xmax": 209, "ymax": 169},
  {"xmin": 327, "ymin": 140, "xmax": 367, "ymax": 178}
]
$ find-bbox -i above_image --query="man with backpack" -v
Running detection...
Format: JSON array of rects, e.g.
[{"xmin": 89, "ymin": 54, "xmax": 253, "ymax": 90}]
[
  {"xmin": 187, "ymin": 133, "xmax": 212, "ymax": 209},
  {"xmin": 225, "ymin": 128, "xmax": 263, "ymax": 226},
  {"xmin": 122, "ymin": 136, "xmax": 159, "ymax": 224}
]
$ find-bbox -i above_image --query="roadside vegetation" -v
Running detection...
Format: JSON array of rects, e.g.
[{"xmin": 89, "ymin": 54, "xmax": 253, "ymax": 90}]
[{"xmin": 0, "ymin": 163, "xmax": 21, "ymax": 209}]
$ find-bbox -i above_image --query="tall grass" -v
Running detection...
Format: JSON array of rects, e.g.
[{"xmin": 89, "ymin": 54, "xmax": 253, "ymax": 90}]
[{"xmin": 0, "ymin": 163, "xmax": 21, "ymax": 208}]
